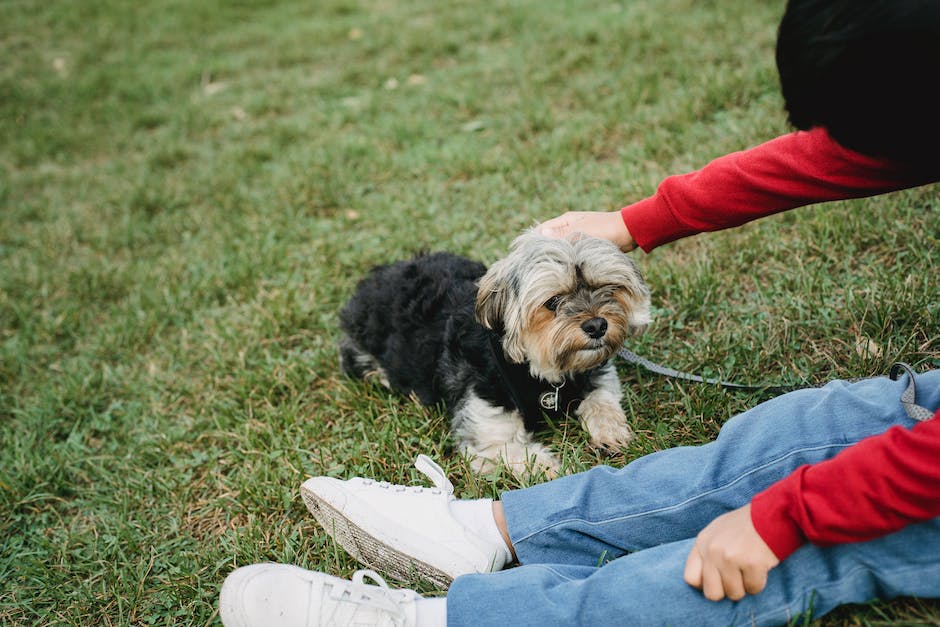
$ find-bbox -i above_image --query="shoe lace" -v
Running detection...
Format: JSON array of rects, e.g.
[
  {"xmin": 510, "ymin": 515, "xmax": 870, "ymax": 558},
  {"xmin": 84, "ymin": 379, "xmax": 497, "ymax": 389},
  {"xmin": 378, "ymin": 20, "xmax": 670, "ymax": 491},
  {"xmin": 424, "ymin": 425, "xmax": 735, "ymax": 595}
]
[
  {"xmin": 360, "ymin": 455, "xmax": 455, "ymax": 498},
  {"xmin": 323, "ymin": 569, "xmax": 415, "ymax": 626}
]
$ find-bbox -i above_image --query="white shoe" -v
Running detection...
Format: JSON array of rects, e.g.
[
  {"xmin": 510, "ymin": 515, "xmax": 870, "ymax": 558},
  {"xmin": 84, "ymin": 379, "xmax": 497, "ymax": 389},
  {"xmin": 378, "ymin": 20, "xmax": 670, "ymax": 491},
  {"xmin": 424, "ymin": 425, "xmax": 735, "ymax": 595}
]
[
  {"xmin": 301, "ymin": 455, "xmax": 508, "ymax": 588},
  {"xmin": 219, "ymin": 564, "xmax": 419, "ymax": 627}
]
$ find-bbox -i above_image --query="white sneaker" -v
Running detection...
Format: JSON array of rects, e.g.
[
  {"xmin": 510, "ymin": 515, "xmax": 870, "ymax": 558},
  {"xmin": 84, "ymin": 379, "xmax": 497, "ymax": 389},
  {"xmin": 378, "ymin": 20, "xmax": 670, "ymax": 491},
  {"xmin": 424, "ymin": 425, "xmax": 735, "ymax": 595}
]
[
  {"xmin": 219, "ymin": 564, "xmax": 419, "ymax": 627},
  {"xmin": 301, "ymin": 455, "xmax": 508, "ymax": 588}
]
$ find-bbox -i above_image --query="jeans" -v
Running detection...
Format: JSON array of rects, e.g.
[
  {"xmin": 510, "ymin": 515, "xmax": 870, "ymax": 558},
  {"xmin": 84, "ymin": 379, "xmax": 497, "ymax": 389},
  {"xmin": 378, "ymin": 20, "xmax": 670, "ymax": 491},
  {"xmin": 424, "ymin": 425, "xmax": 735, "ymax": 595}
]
[{"xmin": 447, "ymin": 369, "xmax": 940, "ymax": 626}]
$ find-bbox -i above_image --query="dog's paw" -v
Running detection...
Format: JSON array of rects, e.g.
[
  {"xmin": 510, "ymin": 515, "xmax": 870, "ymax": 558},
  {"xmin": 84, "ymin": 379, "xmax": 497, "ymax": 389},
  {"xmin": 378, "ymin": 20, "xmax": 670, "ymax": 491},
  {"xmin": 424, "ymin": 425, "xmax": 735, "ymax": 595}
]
[
  {"xmin": 466, "ymin": 442, "xmax": 561, "ymax": 479},
  {"xmin": 579, "ymin": 401, "xmax": 634, "ymax": 453}
]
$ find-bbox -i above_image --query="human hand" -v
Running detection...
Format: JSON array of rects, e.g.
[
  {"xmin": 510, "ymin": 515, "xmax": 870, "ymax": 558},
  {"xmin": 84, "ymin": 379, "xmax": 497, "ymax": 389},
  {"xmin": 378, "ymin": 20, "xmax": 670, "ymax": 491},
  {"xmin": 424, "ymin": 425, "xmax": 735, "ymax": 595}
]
[
  {"xmin": 683, "ymin": 504, "xmax": 780, "ymax": 602},
  {"xmin": 535, "ymin": 211, "xmax": 637, "ymax": 251}
]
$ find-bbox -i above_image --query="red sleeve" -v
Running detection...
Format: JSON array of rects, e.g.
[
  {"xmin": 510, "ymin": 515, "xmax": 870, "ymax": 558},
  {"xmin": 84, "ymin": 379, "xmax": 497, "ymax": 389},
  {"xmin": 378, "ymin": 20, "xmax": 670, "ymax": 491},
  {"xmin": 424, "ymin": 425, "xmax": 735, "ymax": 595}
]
[
  {"xmin": 750, "ymin": 410, "xmax": 940, "ymax": 561},
  {"xmin": 621, "ymin": 127, "xmax": 936, "ymax": 252}
]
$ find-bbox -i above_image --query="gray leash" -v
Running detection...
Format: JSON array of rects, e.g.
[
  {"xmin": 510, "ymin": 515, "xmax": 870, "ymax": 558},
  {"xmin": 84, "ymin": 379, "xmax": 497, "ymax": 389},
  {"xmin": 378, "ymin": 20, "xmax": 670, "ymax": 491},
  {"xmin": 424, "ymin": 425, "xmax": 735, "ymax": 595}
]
[
  {"xmin": 617, "ymin": 348, "xmax": 934, "ymax": 422},
  {"xmin": 889, "ymin": 362, "xmax": 935, "ymax": 421},
  {"xmin": 616, "ymin": 347, "xmax": 808, "ymax": 395}
]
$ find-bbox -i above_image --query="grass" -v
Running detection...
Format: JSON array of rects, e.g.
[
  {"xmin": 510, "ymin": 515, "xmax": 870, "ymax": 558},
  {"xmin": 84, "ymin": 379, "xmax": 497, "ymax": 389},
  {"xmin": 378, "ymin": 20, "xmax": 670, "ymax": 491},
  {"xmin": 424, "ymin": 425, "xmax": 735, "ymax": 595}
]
[{"xmin": 1, "ymin": 0, "xmax": 938, "ymax": 624}]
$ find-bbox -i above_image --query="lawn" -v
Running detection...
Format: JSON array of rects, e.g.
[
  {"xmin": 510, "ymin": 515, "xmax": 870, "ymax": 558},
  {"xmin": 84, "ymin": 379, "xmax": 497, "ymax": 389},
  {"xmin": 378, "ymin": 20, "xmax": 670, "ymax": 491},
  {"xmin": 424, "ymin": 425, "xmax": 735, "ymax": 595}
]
[{"xmin": 1, "ymin": 0, "xmax": 938, "ymax": 624}]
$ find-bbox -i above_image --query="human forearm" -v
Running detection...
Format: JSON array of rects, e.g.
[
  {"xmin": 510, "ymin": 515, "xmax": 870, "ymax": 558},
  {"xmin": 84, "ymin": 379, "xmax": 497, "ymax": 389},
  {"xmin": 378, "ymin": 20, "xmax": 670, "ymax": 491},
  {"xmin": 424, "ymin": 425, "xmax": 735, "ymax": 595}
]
[
  {"xmin": 621, "ymin": 127, "xmax": 930, "ymax": 252},
  {"xmin": 751, "ymin": 411, "xmax": 940, "ymax": 561}
]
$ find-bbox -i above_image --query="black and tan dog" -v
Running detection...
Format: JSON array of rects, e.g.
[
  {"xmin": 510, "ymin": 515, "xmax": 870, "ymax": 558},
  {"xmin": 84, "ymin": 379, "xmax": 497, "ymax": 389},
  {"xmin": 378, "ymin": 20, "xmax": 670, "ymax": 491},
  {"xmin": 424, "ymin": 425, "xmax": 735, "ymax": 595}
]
[{"xmin": 338, "ymin": 231, "xmax": 651, "ymax": 476}]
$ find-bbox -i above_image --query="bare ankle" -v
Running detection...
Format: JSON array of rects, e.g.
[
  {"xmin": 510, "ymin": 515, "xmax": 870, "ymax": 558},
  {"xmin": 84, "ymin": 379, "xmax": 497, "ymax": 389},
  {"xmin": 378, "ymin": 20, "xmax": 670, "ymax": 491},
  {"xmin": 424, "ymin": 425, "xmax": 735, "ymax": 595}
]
[{"xmin": 492, "ymin": 501, "xmax": 517, "ymax": 561}]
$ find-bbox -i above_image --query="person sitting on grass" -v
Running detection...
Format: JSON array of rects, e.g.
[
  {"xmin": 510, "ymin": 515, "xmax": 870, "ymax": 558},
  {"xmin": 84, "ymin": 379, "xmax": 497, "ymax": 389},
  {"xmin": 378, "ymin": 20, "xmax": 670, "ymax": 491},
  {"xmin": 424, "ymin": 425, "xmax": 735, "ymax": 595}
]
[{"xmin": 218, "ymin": 0, "xmax": 940, "ymax": 625}]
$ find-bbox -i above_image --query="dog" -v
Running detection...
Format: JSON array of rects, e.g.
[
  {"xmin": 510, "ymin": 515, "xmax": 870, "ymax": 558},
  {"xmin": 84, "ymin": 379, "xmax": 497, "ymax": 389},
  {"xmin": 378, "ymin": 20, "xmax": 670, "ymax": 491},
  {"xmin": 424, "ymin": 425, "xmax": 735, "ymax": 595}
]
[{"xmin": 338, "ymin": 231, "xmax": 651, "ymax": 476}]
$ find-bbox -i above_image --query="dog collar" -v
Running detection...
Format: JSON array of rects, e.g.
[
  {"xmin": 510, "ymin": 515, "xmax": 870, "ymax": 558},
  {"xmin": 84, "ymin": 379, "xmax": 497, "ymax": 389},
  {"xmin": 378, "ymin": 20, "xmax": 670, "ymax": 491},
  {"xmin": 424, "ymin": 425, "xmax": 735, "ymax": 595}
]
[{"xmin": 487, "ymin": 331, "xmax": 577, "ymax": 421}]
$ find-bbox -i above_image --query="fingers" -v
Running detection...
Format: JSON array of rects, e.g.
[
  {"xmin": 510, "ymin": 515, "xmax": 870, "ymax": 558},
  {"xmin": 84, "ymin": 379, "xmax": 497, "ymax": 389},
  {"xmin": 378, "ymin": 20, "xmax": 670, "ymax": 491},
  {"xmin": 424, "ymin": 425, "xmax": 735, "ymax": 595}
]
[
  {"xmin": 704, "ymin": 563, "xmax": 735, "ymax": 602},
  {"xmin": 715, "ymin": 563, "xmax": 746, "ymax": 602},
  {"xmin": 685, "ymin": 542, "xmax": 746, "ymax": 602},
  {"xmin": 684, "ymin": 505, "xmax": 779, "ymax": 602},
  {"xmin": 742, "ymin": 563, "xmax": 770, "ymax": 596},
  {"xmin": 708, "ymin": 558, "xmax": 769, "ymax": 601},
  {"xmin": 536, "ymin": 211, "xmax": 637, "ymax": 251},
  {"xmin": 535, "ymin": 214, "xmax": 578, "ymax": 238},
  {"xmin": 682, "ymin": 544, "xmax": 703, "ymax": 589}
]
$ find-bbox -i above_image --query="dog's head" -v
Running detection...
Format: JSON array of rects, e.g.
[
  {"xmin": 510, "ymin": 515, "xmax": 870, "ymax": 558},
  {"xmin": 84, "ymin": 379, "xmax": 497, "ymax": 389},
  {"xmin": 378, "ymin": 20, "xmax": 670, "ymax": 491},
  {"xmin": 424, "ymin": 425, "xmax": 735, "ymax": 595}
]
[{"xmin": 476, "ymin": 231, "xmax": 651, "ymax": 381}]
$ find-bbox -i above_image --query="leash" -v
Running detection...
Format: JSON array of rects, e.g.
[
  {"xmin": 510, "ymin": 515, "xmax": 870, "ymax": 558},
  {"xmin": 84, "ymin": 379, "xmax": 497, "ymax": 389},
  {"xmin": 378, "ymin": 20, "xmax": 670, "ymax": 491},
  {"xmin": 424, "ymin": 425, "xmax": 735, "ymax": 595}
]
[
  {"xmin": 616, "ymin": 347, "xmax": 807, "ymax": 395},
  {"xmin": 617, "ymin": 347, "xmax": 934, "ymax": 421}
]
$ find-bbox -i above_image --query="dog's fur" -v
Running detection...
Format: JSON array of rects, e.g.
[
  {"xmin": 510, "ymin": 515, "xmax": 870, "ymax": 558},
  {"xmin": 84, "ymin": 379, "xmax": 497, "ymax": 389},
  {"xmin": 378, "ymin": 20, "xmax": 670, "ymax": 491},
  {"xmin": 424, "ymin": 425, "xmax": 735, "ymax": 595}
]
[{"xmin": 338, "ymin": 232, "xmax": 651, "ymax": 476}]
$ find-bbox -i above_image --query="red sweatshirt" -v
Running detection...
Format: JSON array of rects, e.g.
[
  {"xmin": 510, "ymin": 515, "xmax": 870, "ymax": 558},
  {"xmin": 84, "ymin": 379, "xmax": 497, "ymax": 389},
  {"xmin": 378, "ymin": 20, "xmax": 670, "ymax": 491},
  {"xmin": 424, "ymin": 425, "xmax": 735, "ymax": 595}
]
[{"xmin": 619, "ymin": 127, "xmax": 940, "ymax": 560}]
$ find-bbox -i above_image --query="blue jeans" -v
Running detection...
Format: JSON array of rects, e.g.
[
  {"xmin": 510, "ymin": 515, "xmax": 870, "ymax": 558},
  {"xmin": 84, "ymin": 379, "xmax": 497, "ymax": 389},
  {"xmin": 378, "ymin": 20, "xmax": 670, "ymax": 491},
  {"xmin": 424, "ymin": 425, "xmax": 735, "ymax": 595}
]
[{"xmin": 447, "ymin": 370, "xmax": 940, "ymax": 626}]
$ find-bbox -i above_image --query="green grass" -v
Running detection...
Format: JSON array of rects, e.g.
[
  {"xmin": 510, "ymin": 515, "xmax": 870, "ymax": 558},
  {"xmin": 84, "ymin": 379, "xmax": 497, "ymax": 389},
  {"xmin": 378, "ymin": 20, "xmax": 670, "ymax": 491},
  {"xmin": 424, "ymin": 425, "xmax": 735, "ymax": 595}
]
[{"xmin": 1, "ymin": 0, "xmax": 938, "ymax": 624}]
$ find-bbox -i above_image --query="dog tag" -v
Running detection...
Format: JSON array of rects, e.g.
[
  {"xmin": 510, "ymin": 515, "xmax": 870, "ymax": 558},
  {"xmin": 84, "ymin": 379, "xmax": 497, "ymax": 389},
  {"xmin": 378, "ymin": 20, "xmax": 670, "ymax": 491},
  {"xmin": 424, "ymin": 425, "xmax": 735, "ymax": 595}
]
[
  {"xmin": 539, "ymin": 391, "xmax": 558, "ymax": 411},
  {"xmin": 538, "ymin": 380, "xmax": 565, "ymax": 412}
]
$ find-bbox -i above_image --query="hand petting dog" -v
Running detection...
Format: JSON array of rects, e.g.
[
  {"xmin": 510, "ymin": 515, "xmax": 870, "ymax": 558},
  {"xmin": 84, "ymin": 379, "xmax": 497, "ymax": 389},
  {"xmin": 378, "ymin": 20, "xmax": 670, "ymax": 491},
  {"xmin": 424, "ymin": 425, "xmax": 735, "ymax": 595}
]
[{"xmin": 536, "ymin": 211, "xmax": 638, "ymax": 252}]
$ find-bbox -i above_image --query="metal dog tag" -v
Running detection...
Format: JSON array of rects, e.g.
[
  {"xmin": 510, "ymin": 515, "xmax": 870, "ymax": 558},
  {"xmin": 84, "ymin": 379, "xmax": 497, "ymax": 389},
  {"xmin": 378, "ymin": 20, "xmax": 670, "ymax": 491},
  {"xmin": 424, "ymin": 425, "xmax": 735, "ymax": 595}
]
[
  {"xmin": 539, "ymin": 391, "xmax": 558, "ymax": 411},
  {"xmin": 538, "ymin": 380, "xmax": 565, "ymax": 412}
]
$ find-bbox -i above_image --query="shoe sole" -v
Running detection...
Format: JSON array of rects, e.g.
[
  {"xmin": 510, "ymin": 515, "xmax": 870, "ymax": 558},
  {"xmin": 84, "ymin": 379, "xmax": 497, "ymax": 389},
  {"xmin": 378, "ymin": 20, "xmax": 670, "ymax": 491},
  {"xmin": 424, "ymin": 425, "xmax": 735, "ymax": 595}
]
[{"xmin": 301, "ymin": 484, "xmax": 455, "ymax": 589}]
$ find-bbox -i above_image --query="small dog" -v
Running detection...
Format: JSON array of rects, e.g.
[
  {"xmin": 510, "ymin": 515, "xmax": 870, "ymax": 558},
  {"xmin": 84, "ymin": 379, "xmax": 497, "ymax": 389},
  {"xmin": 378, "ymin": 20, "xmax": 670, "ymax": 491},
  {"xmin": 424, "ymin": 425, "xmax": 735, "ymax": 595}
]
[{"xmin": 338, "ymin": 231, "xmax": 651, "ymax": 476}]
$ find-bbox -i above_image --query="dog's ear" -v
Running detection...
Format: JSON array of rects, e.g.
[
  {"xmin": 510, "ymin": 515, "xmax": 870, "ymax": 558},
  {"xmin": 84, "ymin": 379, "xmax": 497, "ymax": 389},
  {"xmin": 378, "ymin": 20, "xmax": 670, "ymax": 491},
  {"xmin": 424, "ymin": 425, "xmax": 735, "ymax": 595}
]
[
  {"xmin": 621, "ymin": 257, "xmax": 652, "ymax": 335},
  {"xmin": 475, "ymin": 261, "xmax": 509, "ymax": 332},
  {"xmin": 476, "ymin": 232, "xmax": 547, "ymax": 330},
  {"xmin": 476, "ymin": 255, "xmax": 530, "ymax": 363},
  {"xmin": 627, "ymin": 294, "xmax": 652, "ymax": 335}
]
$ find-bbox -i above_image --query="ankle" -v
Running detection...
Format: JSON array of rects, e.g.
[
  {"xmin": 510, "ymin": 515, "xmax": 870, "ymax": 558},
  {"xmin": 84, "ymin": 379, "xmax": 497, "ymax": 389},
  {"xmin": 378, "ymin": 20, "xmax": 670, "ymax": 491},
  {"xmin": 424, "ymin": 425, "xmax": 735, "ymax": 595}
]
[{"xmin": 491, "ymin": 501, "xmax": 517, "ymax": 561}]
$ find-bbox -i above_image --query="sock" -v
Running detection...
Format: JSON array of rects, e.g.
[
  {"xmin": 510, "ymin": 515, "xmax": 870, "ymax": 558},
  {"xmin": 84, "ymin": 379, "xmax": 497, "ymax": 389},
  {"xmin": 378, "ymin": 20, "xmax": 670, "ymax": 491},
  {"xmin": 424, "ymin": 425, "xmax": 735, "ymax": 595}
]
[
  {"xmin": 450, "ymin": 498, "xmax": 513, "ymax": 568},
  {"xmin": 414, "ymin": 597, "xmax": 447, "ymax": 627}
]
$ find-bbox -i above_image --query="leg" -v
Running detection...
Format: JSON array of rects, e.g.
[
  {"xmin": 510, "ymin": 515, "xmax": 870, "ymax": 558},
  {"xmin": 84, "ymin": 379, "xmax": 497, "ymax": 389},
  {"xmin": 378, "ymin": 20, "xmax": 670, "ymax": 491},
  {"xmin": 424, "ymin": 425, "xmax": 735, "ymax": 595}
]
[
  {"xmin": 299, "ymin": 371, "xmax": 938, "ymax": 590},
  {"xmin": 577, "ymin": 364, "xmax": 634, "ymax": 451},
  {"xmin": 451, "ymin": 391, "xmax": 560, "ymax": 477},
  {"xmin": 338, "ymin": 336, "xmax": 391, "ymax": 387},
  {"xmin": 503, "ymin": 371, "xmax": 940, "ymax": 566},
  {"xmin": 447, "ymin": 516, "xmax": 940, "ymax": 626},
  {"xmin": 221, "ymin": 516, "xmax": 940, "ymax": 626}
]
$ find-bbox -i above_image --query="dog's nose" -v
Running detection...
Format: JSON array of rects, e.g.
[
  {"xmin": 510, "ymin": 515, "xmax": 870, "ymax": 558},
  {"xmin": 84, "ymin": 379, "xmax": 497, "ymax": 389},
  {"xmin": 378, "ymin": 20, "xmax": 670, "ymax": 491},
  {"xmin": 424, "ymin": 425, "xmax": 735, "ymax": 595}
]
[{"xmin": 581, "ymin": 317, "xmax": 608, "ymax": 339}]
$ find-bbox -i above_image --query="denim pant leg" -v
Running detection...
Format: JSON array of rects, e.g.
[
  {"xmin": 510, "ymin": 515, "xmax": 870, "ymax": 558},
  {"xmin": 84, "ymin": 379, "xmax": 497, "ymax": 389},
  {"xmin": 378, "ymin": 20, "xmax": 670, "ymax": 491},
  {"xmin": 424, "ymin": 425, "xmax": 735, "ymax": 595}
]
[
  {"xmin": 503, "ymin": 370, "xmax": 940, "ymax": 566},
  {"xmin": 447, "ymin": 517, "xmax": 940, "ymax": 627}
]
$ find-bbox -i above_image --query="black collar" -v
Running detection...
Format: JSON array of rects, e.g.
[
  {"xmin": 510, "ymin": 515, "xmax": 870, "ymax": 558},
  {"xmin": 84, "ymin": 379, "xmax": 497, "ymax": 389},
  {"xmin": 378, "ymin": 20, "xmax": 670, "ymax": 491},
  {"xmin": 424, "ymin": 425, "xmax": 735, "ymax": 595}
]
[{"xmin": 487, "ymin": 331, "xmax": 579, "ymax": 424}]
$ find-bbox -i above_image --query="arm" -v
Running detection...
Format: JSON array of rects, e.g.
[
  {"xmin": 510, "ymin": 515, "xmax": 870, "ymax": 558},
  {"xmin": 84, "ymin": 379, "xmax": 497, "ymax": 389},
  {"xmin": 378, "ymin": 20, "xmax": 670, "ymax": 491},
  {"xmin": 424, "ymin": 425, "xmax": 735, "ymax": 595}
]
[
  {"xmin": 539, "ymin": 127, "xmax": 934, "ymax": 251},
  {"xmin": 623, "ymin": 126, "xmax": 929, "ymax": 251},
  {"xmin": 686, "ymin": 409, "xmax": 940, "ymax": 601},
  {"xmin": 751, "ymin": 409, "xmax": 940, "ymax": 560}
]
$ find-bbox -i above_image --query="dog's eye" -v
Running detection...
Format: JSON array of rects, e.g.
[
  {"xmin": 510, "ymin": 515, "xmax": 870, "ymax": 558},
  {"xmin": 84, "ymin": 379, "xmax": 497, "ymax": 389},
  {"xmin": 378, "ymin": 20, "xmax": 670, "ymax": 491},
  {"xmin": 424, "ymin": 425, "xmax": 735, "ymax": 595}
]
[{"xmin": 544, "ymin": 295, "xmax": 563, "ymax": 311}]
